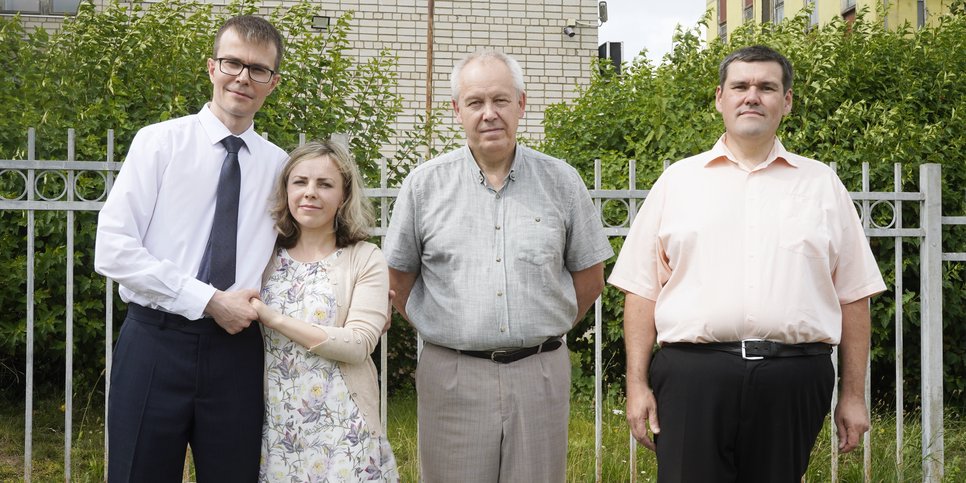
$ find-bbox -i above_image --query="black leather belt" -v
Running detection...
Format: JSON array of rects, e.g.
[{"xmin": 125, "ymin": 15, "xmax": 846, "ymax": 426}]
[
  {"xmin": 454, "ymin": 337, "xmax": 564, "ymax": 364},
  {"xmin": 662, "ymin": 339, "xmax": 832, "ymax": 360},
  {"xmin": 126, "ymin": 303, "xmax": 226, "ymax": 334}
]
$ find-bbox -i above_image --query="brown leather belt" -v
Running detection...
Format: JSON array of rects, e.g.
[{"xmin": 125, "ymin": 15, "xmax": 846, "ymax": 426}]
[{"xmin": 662, "ymin": 339, "xmax": 832, "ymax": 360}]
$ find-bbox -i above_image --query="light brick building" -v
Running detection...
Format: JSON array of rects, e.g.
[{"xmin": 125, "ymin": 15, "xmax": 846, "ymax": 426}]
[{"xmin": 5, "ymin": 0, "xmax": 606, "ymax": 152}]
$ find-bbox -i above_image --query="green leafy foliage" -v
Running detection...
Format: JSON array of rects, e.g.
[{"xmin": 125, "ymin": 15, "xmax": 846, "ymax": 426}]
[{"xmin": 542, "ymin": 6, "xmax": 966, "ymax": 406}]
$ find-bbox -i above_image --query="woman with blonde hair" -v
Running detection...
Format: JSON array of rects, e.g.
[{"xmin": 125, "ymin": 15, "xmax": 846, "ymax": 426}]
[{"xmin": 252, "ymin": 140, "xmax": 398, "ymax": 481}]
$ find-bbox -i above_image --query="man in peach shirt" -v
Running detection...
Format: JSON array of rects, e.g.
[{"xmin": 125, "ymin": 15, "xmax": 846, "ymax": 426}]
[{"xmin": 609, "ymin": 45, "xmax": 886, "ymax": 482}]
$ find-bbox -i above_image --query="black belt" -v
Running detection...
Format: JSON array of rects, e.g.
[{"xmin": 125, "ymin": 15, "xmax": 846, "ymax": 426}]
[
  {"xmin": 662, "ymin": 340, "xmax": 832, "ymax": 360},
  {"xmin": 126, "ymin": 303, "xmax": 227, "ymax": 334},
  {"xmin": 452, "ymin": 337, "xmax": 564, "ymax": 364}
]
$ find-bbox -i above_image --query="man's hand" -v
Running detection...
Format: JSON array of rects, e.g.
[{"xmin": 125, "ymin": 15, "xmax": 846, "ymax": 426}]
[
  {"xmin": 626, "ymin": 383, "xmax": 660, "ymax": 451},
  {"xmin": 834, "ymin": 393, "xmax": 869, "ymax": 453},
  {"xmin": 205, "ymin": 289, "xmax": 259, "ymax": 334}
]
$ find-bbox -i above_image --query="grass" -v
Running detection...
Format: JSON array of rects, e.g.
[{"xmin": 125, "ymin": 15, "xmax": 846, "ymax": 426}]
[
  {"xmin": 2, "ymin": 392, "xmax": 964, "ymax": 482},
  {"xmin": 0, "ymin": 392, "xmax": 106, "ymax": 482}
]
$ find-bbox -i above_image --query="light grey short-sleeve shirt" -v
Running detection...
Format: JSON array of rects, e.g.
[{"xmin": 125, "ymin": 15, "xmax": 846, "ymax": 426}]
[{"xmin": 384, "ymin": 145, "xmax": 613, "ymax": 350}]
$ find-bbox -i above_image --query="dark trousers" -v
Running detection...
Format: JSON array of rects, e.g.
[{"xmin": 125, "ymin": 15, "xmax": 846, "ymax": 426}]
[
  {"xmin": 107, "ymin": 305, "xmax": 264, "ymax": 482},
  {"xmin": 650, "ymin": 346, "xmax": 834, "ymax": 483}
]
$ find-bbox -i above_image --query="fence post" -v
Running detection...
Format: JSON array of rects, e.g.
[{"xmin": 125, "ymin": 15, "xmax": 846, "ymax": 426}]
[
  {"xmin": 593, "ymin": 159, "xmax": 603, "ymax": 483},
  {"xmin": 919, "ymin": 163, "xmax": 943, "ymax": 481},
  {"xmin": 65, "ymin": 129, "xmax": 76, "ymax": 482}
]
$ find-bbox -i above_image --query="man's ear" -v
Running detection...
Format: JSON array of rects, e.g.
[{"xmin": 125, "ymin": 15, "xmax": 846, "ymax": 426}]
[{"xmin": 267, "ymin": 73, "xmax": 281, "ymax": 94}]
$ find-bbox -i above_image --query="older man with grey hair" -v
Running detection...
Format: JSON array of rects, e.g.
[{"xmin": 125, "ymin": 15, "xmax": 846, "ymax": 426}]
[{"xmin": 384, "ymin": 50, "xmax": 612, "ymax": 481}]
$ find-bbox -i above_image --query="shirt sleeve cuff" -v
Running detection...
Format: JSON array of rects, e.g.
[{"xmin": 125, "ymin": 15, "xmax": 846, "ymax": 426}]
[
  {"xmin": 838, "ymin": 279, "xmax": 888, "ymax": 305},
  {"xmin": 173, "ymin": 278, "xmax": 218, "ymax": 320},
  {"xmin": 607, "ymin": 275, "xmax": 660, "ymax": 302}
]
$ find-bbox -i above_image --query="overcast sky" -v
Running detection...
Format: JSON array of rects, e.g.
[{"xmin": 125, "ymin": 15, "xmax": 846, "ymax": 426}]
[{"xmin": 597, "ymin": 0, "xmax": 708, "ymax": 65}]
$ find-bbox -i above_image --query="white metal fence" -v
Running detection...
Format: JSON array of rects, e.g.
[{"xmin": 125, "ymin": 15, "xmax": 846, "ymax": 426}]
[{"xmin": 2, "ymin": 128, "xmax": 963, "ymax": 481}]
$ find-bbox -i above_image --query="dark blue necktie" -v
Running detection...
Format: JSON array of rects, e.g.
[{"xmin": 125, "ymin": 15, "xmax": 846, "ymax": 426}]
[{"xmin": 197, "ymin": 135, "xmax": 245, "ymax": 290}]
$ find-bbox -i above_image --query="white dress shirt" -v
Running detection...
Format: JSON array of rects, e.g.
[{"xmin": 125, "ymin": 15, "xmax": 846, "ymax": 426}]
[{"xmin": 95, "ymin": 105, "xmax": 287, "ymax": 320}]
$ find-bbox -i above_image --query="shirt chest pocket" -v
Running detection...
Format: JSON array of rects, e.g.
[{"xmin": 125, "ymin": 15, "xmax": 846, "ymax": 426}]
[
  {"xmin": 512, "ymin": 214, "xmax": 565, "ymax": 288},
  {"xmin": 778, "ymin": 196, "xmax": 830, "ymax": 260}
]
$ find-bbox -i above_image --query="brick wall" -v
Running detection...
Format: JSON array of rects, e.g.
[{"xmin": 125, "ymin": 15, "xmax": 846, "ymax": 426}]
[{"xmin": 7, "ymin": 0, "xmax": 601, "ymax": 156}]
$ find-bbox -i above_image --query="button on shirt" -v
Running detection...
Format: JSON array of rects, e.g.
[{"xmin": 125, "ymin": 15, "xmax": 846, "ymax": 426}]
[
  {"xmin": 608, "ymin": 136, "xmax": 886, "ymax": 345},
  {"xmin": 384, "ymin": 145, "xmax": 613, "ymax": 351},
  {"xmin": 94, "ymin": 105, "xmax": 287, "ymax": 320}
]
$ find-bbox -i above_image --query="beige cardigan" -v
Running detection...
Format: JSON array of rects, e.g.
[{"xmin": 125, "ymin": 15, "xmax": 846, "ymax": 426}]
[{"xmin": 266, "ymin": 241, "xmax": 390, "ymax": 438}]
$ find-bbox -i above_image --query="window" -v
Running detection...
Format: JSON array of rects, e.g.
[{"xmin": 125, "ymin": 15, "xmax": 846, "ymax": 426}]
[
  {"xmin": 762, "ymin": 0, "xmax": 771, "ymax": 23},
  {"xmin": 743, "ymin": 0, "xmax": 754, "ymax": 22},
  {"xmin": 774, "ymin": 0, "xmax": 785, "ymax": 22},
  {"xmin": 597, "ymin": 41, "xmax": 623, "ymax": 75},
  {"xmin": 842, "ymin": 0, "xmax": 856, "ymax": 25},
  {"xmin": 807, "ymin": 0, "xmax": 818, "ymax": 27},
  {"xmin": 718, "ymin": 0, "xmax": 728, "ymax": 39},
  {"xmin": 2, "ymin": 0, "xmax": 80, "ymax": 15},
  {"xmin": 842, "ymin": 9, "xmax": 856, "ymax": 24}
]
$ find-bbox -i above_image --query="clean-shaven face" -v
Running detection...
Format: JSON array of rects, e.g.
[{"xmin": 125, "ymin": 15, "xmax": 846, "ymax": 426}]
[
  {"xmin": 715, "ymin": 60, "xmax": 792, "ymax": 142},
  {"xmin": 452, "ymin": 58, "xmax": 526, "ymax": 163},
  {"xmin": 207, "ymin": 28, "xmax": 280, "ymax": 131}
]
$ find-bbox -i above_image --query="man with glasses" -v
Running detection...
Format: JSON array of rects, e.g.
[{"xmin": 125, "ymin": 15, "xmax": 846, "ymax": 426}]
[{"xmin": 95, "ymin": 15, "xmax": 286, "ymax": 481}]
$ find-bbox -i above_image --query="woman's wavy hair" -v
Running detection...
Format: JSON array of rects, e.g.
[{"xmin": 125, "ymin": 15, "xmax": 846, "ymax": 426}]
[{"xmin": 270, "ymin": 140, "xmax": 374, "ymax": 249}]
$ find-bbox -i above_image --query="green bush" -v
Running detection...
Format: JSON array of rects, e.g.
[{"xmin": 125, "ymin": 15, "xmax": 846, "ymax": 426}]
[{"xmin": 542, "ymin": 6, "xmax": 966, "ymax": 407}]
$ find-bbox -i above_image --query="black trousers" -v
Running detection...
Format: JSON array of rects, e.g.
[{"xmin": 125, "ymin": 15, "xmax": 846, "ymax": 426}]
[
  {"xmin": 650, "ymin": 346, "xmax": 835, "ymax": 483},
  {"xmin": 107, "ymin": 305, "xmax": 264, "ymax": 482}
]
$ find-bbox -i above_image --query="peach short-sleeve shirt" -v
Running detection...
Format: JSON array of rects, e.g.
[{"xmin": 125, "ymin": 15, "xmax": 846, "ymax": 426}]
[{"xmin": 609, "ymin": 136, "xmax": 886, "ymax": 345}]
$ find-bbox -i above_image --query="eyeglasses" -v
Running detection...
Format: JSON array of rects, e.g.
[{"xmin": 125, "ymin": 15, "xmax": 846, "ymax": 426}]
[{"xmin": 215, "ymin": 58, "xmax": 276, "ymax": 84}]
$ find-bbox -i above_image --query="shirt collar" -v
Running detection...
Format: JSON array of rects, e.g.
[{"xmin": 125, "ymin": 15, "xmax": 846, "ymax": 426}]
[
  {"xmin": 462, "ymin": 144, "xmax": 521, "ymax": 186},
  {"xmin": 199, "ymin": 103, "xmax": 259, "ymax": 152},
  {"xmin": 704, "ymin": 134, "xmax": 798, "ymax": 170}
]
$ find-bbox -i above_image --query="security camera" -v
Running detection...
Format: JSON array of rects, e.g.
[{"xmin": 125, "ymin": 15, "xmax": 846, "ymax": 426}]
[{"xmin": 563, "ymin": 26, "xmax": 576, "ymax": 37}]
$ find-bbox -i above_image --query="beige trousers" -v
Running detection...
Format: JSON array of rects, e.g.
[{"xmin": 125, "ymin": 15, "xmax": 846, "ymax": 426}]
[{"xmin": 416, "ymin": 342, "xmax": 571, "ymax": 483}]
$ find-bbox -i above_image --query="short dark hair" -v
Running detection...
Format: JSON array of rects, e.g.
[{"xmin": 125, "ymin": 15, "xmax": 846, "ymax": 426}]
[
  {"xmin": 719, "ymin": 45, "xmax": 793, "ymax": 93},
  {"xmin": 213, "ymin": 15, "xmax": 284, "ymax": 71}
]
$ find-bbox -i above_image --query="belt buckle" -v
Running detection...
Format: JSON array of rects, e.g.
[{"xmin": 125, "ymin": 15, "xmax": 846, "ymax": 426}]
[
  {"xmin": 490, "ymin": 350, "xmax": 509, "ymax": 362},
  {"xmin": 741, "ymin": 339, "xmax": 766, "ymax": 360}
]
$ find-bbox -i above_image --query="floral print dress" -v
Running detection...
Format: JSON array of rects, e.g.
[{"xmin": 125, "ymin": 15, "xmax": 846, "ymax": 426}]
[{"xmin": 259, "ymin": 248, "xmax": 398, "ymax": 482}]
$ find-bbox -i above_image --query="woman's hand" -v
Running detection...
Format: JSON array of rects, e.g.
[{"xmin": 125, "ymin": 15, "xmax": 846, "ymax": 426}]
[{"xmin": 250, "ymin": 298, "xmax": 282, "ymax": 328}]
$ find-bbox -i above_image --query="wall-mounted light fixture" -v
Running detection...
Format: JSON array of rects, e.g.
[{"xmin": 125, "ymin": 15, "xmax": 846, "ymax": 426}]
[
  {"xmin": 563, "ymin": 21, "xmax": 577, "ymax": 37},
  {"xmin": 311, "ymin": 15, "xmax": 330, "ymax": 30},
  {"xmin": 563, "ymin": 18, "xmax": 598, "ymax": 37},
  {"xmin": 563, "ymin": 2, "xmax": 609, "ymax": 38}
]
